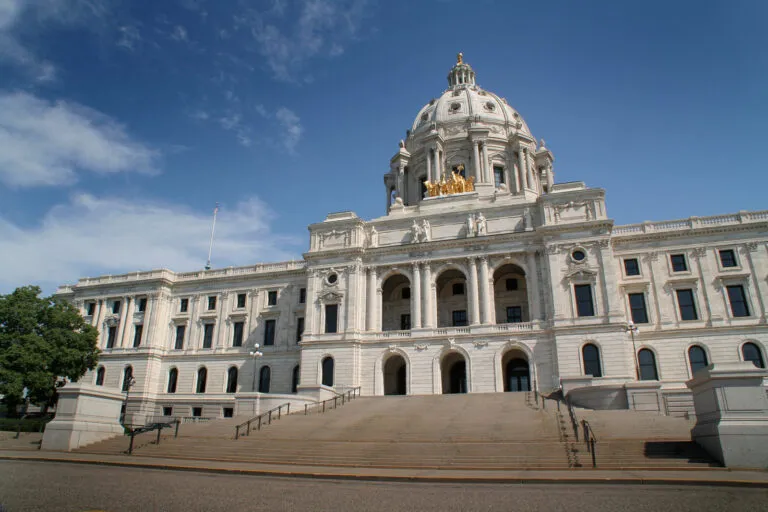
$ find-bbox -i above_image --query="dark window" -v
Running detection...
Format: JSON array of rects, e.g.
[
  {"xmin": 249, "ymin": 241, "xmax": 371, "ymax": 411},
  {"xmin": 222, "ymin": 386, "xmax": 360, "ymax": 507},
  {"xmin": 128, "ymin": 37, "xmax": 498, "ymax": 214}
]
[
  {"xmin": 162, "ymin": 406, "xmax": 172, "ymax": 417},
  {"xmin": 268, "ymin": 291, "xmax": 278, "ymax": 306},
  {"xmin": 719, "ymin": 249, "xmax": 737, "ymax": 268},
  {"xmin": 207, "ymin": 296, "xmax": 217, "ymax": 310},
  {"xmin": 742, "ymin": 342, "xmax": 765, "ymax": 369},
  {"xmin": 676, "ymin": 289, "xmax": 698, "ymax": 321},
  {"xmin": 727, "ymin": 285, "xmax": 750, "ymax": 317},
  {"xmin": 493, "ymin": 166, "xmax": 505, "ymax": 188},
  {"xmin": 112, "ymin": 300, "xmax": 121, "ymax": 314},
  {"xmin": 192, "ymin": 407, "xmax": 202, "ymax": 417},
  {"xmin": 122, "ymin": 366, "xmax": 134, "ymax": 392},
  {"xmin": 86, "ymin": 302, "xmax": 96, "ymax": 316},
  {"xmin": 292, "ymin": 365, "xmax": 300, "ymax": 393},
  {"xmin": 571, "ymin": 250, "xmax": 586, "ymax": 262},
  {"xmin": 106, "ymin": 326, "xmax": 117, "ymax": 348},
  {"xmin": 582, "ymin": 344, "xmax": 602, "ymax": 377},
  {"xmin": 638, "ymin": 349, "xmax": 659, "ymax": 380},
  {"xmin": 321, "ymin": 357, "xmax": 334, "ymax": 387},
  {"xmin": 688, "ymin": 345, "xmax": 709, "ymax": 375},
  {"xmin": 327, "ymin": 273, "xmax": 338, "ymax": 284},
  {"xmin": 167, "ymin": 368, "xmax": 178, "ymax": 393},
  {"xmin": 264, "ymin": 319, "xmax": 276, "ymax": 345},
  {"xmin": 296, "ymin": 317, "xmax": 304, "ymax": 343},
  {"xmin": 233, "ymin": 321, "xmax": 244, "ymax": 347},
  {"xmin": 400, "ymin": 314, "xmax": 411, "ymax": 330},
  {"xmin": 452, "ymin": 283, "xmax": 465, "ymax": 295},
  {"xmin": 226, "ymin": 367, "xmax": 238, "ymax": 393},
  {"xmin": 628, "ymin": 293, "xmax": 649, "ymax": 324},
  {"xmin": 223, "ymin": 407, "xmax": 234, "ymax": 418},
  {"xmin": 174, "ymin": 325, "xmax": 185, "ymax": 350},
  {"xmin": 506, "ymin": 278, "xmax": 519, "ymax": 291},
  {"xmin": 258, "ymin": 366, "xmax": 271, "ymax": 393},
  {"xmin": 325, "ymin": 304, "xmax": 338, "ymax": 333},
  {"xmin": 452, "ymin": 310, "xmax": 468, "ymax": 327},
  {"xmin": 137, "ymin": 297, "xmax": 147, "ymax": 312},
  {"xmin": 132, "ymin": 325, "xmax": 143, "ymax": 347},
  {"xmin": 670, "ymin": 254, "xmax": 688, "ymax": 272},
  {"xmin": 237, "ymin": 293, "xmax": 246, "ymax": 308},
  {"xmin": 402, "ymin": 287, "xmax": 411, "ymax": 299},
  {"xmin": 624, "ymin": 258, "xmax": 640, "ymax": 276},
  {"xmin": 299, "ymin": 288, "xmax": 306, "ymax": 304},
  {"xmin": 202, "ymin": 323, "xmax": 214, "ymax": 349},
  {"xmin": 180, "ymin": 298, "xmax": 188, "ymax": 313},
  {"xmin": 574, "ymin": 284, "xmax": 595, "ymax": 317},
  {"xmin": 506, "ymin": 306, "xmax": 522, "ymax": 323},
  {"xmin": 196, "ymin": 367, "xmax": 207, "ymax": 393},
  {"xmin": 95, "ymin": 367, "xmax": 105, "ymax": 386}
]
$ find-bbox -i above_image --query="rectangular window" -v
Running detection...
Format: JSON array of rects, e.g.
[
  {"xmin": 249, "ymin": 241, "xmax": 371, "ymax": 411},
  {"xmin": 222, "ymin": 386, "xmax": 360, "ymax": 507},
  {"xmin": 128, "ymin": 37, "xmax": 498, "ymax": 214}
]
[
  {"xmin": 112, "ymin": 300, "xmax": 121, "ymax": 314},
  {"xmin": 452, "ymin": 283, "xmax": 465, "ymax": 295},
  {"xmin": 268, "ymin": 290, "xmax": 278, "ymax": 306},
  {"xmin": 325, "ymin": 305, "xmax": 338, "ymax": 334},
  {"xmin": 727, "ymin": 285, "xmax": 750, "ymax": 317},
  {"xmin": 624, "ymin": 258, "xmax": 640, "ymax": 276},
  {"xmin": 180, "ymin": 298, "xmax": 188, "ymax": 313},
  {"xmin": 493, "ymin": 166, "xmax": 505, "ymax": 188},
  {"xmin": 174, "ymin": 325, "xmax": 185, "ymax": 350},
  {"xmin": 402, "ymin": 287, "xmax": 411, "ymax": 299},
  {"xmin": 233, "ymin": 321, "xmax": 244, "ymax": 347},
  {"xmin": 106, "ymin": 326, "xmax": 117, "ymax": 348},
  {"xmin": 207, "ymin": 296, "xmax": 217, "ymax": 310},
  {"xmin": 132, "ymin": 325, "xmax": 143, "ymax": 347},
  {"xmin": 452, "ymin": 310, "xmax": 468, "ymax": 327},
  {"xmin": 506, "ymin": 306, "xmax": 522, "ymax": 323},
  {"xmin": 400, "ymin": 314, "xmax": 411, "ymax": 330},
  {"xmin": 264, "ymin": 319, "xmax": 276, "ymax": 345},
  {"xmin": 719, "ymin": 249, "xmax": 737, "ymax": 268},
  {"xmin": 574, "ymin": 284, "xmax": 595, "ymax": 317},
  {"xmin": 86, "ymin": 302, "xmax": 96, "ymax": 316},
  {"xmin": 296, "ymin": 317, "xmax": 304, "ymax": 343},
  {"xmin": 202, "ymin": 323, "xmax": 214, "ymax": 349},
  {"xmin": 506, "ymin": 278, "xmax": 518, "ymax": 291},
  {"xmin": 223, "ymin": 407, "xmax": 234, "ymax": 418},
  {"xmin": 628, "ymin": 293, "xmax": 649, "ymax": 324},
  {"xmin": 192, "ymin": 407, "xmax": 202, "ymax": 417},
  {"xmin": 162, "ymin": 406, "xmax": 172, "ymax": 417},
  {"xmin": 299, "ymin": 288, "xmax": 306, "ymax": 304},
  {"xmin": 237, "ymin": 293, "xmax": 246, "ymax": 309},
  {"xmin": 676, "ymin": 289, "xmax": 698, "ymax": 321},
  {"xmin": 670, "ymin": 254, "xmax": 688, "ymax": 272},
  {"xmin": 137, "ymin": 297, "xmax": 147, "ymax": 312}
]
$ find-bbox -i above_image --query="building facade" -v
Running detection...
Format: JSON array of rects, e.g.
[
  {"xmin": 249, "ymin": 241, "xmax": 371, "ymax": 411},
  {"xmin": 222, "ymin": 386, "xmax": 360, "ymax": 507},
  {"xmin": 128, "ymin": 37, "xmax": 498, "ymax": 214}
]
[{"xmin": 58, "ymin": 55, "xmax": 768, "ymax": 420}]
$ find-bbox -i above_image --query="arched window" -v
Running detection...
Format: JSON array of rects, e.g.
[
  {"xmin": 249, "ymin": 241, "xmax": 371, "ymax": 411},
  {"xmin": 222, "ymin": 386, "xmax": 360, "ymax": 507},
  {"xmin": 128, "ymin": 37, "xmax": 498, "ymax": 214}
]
[
  {"xmin": 321, "ymin": 356, "xmax": 334, "ymax": 387},
  {"xmin": 226, "ymin": 367, "xmax": 238, "ymax": 393},
  {"xmin": 122, "ymin": 366, "xmax": 134, "ymax": 391},
  {"xmin": 742, "ymin": 342, "xmax": 766, "ymax": 369},
  {"xmin": 258, "ymin": 366, "xmax": 271, "ymax": 393},
  {"xmin": 95, "ymin": 366, "xmax": 105, "ymax": 386},
  {"xmin": 167, "ymin": 368, "xmax": 178, "ymax": 394},
  {"xmin": 292, "ymin": 365, "xmax": 300, "ymax": 394},
  {"xmin": 688, "ymin": 345, "xmax": 709, "ymax": 375},
  {"xmin": 582, "ymin": 344, "xmax": 602, "ymax": 377},
  {"xmin": 196, "ymin": 367, "xmax": 207, "ymax": 394},
  {"xmin": 638, "ymin": 349, "xmax": 658, "ymax": 381}
]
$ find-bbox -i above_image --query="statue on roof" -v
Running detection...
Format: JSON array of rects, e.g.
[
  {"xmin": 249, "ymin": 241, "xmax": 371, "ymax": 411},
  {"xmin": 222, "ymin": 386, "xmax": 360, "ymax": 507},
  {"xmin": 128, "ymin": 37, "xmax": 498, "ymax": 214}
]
[{"xmin": 457, "ymin": 52, "xmax": 463, "ymax": 65}]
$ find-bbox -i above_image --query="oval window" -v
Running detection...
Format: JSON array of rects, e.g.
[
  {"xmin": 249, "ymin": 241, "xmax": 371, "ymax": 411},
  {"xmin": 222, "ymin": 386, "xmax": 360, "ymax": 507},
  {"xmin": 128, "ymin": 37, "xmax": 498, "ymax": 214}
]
[{"xmin": 572, "ymin": 250, "xmax": 586, "ymax": 262}]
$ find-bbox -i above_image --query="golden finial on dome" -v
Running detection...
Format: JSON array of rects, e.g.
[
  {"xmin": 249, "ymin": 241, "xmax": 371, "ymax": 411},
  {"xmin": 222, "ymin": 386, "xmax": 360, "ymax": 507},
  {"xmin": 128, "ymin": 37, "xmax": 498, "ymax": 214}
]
[{"xmin": 457, "ymin": 52, "xmax": 463, "ymax": 65}]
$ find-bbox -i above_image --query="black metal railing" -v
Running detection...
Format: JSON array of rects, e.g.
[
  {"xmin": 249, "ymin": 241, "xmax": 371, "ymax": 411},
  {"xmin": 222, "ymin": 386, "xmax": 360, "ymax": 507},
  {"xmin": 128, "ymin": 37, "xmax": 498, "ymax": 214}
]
[
  {"xmin": 304, "ymin": 387, "xmax": 361, "ymax": 415},
  {"xmin": 581, "ymin": 419, "xmax": 597, "ymax": 468},
  {"xmin": 234, "ymin": 403, "xmax": 290, "ymax": 440},
  {"xmin": 127, "ymin": 419, "xmax": 180, "ymax": 455},
  {"xmin": 565, "ymin": 396, "xmax": 579, "ymax": 442}
]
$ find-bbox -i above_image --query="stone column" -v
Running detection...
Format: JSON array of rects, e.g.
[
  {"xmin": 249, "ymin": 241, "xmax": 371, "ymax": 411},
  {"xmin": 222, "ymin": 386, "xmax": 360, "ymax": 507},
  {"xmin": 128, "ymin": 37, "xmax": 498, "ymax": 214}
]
[
  {"xmin": 481, "ymin": 143, "xmax": 490, "ymax": 183},
  {"xmin": 411, "ymin": 263, "xmax": 422, "ymax": 329},
  {"xmin": 517, "ymin": 149, "xmax": 528, "ymax": 190},
  {"xmin": 422, "ymin": 263, "xmax": 434, "ymax": 328},
  {"xmin": 473, "ymin": 141, "xmax": 482, "ymax": 182},
  {"xmin": 94, "ymin": 299, "xmax": 107, "ymax": 344},
  {"xmin": 742, "ymin": 243, "xmax": 767, "ymax": 322},
  {"xmin": 246, "ymin": 290, "xmax": 260, "ymax": 338},
  {"xmin": 526, "ymin": 252, "xmax": 541, "ymax": 322},
  {"xmin": 645, "ymin": 253, "xmax": 672, "ymax": 326},
  {"xmin": 426, "ymin": 149, "xmax": 433, "ymax": 183},
  {"xmin": 367, "ymin": 267, "xmax": 378, "ymax": 331},
  {"xmin": 141, "ymin": 295, "xmax": 155, "ymax": 347},
  {"xmin": 397, "ymin": 165, "xmax": 405, "ymax": 200},
  {"xmin": 91, "ymin": 300, "xmax": 102, "ymax": 327},
  {"xmin": 468, "ymin": 257, "xmax": 480, "ymax": 325},
  {"xmin": 478, "ymin": 257, "xmax": 491, "ymax": 324},
  {"xmin": 595, "ymin": 241, "xmax": 622, "ymax": 321},
  {"xmin": 524, "ymin": 148, "xmax": 535, "ymax": 191},
  {"xmin": 215, "ymin": 293, "xmax": 229, "ymax": 349},
  {"xmin": 115, "ymin": 297, "xmax": 129, "ymax": 348},
  {"xmin": 345, "ymin": 263, "xmax": 361, "ymax": 332}
]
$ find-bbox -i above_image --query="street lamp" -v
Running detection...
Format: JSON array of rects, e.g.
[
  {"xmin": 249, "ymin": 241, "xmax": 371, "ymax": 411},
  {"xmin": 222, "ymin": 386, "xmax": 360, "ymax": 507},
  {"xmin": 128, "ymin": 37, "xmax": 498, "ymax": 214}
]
[
  {"xmin": 250, "ymin": 344, "xmax": 263, "ymax": 392},
  {"xmin": 625, "ymin": 322, "xmax": 640, "ymax": 380},
  {"xmin": 122, "ymin": 375, "xmax": 136, "ymax": 427}
]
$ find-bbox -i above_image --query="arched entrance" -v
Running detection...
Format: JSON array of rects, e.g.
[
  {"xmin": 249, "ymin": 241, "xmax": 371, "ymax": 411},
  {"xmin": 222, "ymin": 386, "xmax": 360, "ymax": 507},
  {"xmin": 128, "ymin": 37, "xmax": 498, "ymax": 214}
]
[
  {"xmin": 383, "ymin": 354, "xmax": 407, "ymax": 395},
  {"xmin": 441, "ymin": 352, "xmax": 467, "ymax": 394},
  {"xmin": 381, "ymin": 274, "xmax": 412, "ymax": 331},
  {"xmin": 493, "ymin": 263, "xmax": 529, "ymax": 324},
  {"xmin": 435, "ymin": 268, "xmax": 469, "ymax": 327},
  {"xmin": 502, "ymin": 350, "xmax": 530, "ymax": 392}
]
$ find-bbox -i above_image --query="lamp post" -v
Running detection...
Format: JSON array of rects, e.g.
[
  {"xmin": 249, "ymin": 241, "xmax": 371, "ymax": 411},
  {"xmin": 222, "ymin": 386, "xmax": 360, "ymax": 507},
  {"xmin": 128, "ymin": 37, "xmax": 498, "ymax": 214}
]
[
  {"xmin": 625, "ymin": 322, "xmax": 640, "ymax": 380},
  {"xmin": 123, "ymin": 375, "xmax": 136, "ymax": 427},
  {"xmin": 250, "ymin": 345, "xmax": 263, "ymax": 392}
]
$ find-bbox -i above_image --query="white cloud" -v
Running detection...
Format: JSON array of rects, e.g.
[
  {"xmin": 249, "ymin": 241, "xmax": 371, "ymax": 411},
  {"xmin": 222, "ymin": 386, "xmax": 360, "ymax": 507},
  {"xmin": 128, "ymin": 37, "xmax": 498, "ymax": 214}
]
[
  {"xmin": 0, "ymin": 193, "xmax": 302, "ymax": 294},
  {"xmin": 275, "ymin": 107, "xmax": 303, "ymax": 153},
  {"xmin": 171, "ymin": 25, "xmax": 188, "ymax": 42},
  {"xmin": 0, "ymin": 91, "xmax": 159, "ymax": 187},
  {"xmin": 117, "ymin": 25, "xmax": 141, "ymax": 51}
]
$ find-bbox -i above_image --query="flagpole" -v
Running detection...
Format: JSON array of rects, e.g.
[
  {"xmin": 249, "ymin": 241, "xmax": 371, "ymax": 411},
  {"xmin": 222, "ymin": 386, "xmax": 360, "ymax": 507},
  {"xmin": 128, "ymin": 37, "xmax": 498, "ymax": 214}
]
[{"xmin": 205, "ymin": 203, "xmax": 219, "ymax": 270}]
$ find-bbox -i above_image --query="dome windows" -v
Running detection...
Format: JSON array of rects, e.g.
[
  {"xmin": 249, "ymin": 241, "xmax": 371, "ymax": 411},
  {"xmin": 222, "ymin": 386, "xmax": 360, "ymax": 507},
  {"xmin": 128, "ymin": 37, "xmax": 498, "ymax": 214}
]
[
  {"xmin": 449, "ymin": 102, "xmax": 461, "ymax": 113},
  {"xmin": 484, "ymin": 101, "xmax": 496, "ymax": 112}
]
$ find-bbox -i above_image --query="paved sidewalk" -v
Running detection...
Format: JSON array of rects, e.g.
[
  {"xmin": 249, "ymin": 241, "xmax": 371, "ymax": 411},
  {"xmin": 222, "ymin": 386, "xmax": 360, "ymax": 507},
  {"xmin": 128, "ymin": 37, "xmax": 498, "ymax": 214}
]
[{"xmin": 1, "ymin": 449, "xmax": 766, "ymax": 487}]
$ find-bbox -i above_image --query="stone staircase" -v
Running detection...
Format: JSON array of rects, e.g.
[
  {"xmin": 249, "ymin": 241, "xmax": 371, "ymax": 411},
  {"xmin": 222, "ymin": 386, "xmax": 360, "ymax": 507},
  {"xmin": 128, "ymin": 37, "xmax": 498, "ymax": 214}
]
[{"xmin": 76, "ymin": 393, "xmax": 720, "ymax": 470}]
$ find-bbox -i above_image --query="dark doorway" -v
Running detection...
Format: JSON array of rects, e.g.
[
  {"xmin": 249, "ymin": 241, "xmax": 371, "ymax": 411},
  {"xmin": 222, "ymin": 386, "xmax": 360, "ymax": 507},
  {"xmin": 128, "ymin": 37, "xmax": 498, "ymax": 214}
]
[
  {"xmin": 321, "ymin": 357, "xmax": 334, "ymax": 387},
  {"xmin": 441, "ymin": 352, "xmax": 468, "ymax": 394},
  {"xmin": 383, "ymin": 355, "xmax": 407, "ymax": 395},
  {"xmin": 504, "ymin": 358, "xmax": 530, "ymax": 392}
]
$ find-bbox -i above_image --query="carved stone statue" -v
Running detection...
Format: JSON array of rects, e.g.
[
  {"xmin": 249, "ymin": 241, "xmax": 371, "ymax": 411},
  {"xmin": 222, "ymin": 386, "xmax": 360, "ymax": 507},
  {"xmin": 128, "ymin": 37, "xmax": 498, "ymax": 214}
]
[
  {"xmin": 466, "ymin": 214, "xmax": 475, "ymax": 237},
  {"xmin": 410, "ymin": 220, "xmax": 422, "ymax": 243},
  {"xmin": 399, "ymin": 139, "xmax": 406, "ymax": 149},
  {"xmin": 369, "ymin": 226, "xmax": 379, "ymax": 247},
  {"xmin": 476, "ymin": 212, "xmax": 487, "ymax": 236},
  {"xmin": 523, "ymin": 207, "xmax": 533, "ymax": 231},
  {"xmin": 421, "ymin": 219, "xmax": 431, "ymax": 242}
]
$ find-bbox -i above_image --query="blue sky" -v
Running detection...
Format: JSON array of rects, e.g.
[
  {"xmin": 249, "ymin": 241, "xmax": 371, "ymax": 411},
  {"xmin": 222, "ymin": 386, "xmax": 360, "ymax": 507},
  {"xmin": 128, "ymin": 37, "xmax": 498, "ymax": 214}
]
[{"xmin": 1, "ymin": 0, "xmax": 766, "ymax": 294}]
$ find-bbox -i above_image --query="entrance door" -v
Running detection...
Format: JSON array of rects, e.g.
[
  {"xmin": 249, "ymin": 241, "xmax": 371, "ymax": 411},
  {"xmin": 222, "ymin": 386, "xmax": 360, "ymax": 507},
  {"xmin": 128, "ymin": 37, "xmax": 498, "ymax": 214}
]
[
  {"xmin": 448, "ymin": 360, "xmax": 467, "ymax": 394},
  {"xmin": 505, "ymin": 358, "xmax": 530, "ymax": 392},
  {"xmin": 384, "ymin": 355, "xmax": 407, "ymax": 395}
]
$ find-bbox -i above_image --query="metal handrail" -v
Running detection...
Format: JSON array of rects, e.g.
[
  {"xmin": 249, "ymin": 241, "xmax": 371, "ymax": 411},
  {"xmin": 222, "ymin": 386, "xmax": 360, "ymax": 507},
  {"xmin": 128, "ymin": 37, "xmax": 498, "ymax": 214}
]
[
  {"xmin": 234, "ymin": 403, "xmax": 290, "ymax": 440},
  {"xmin": 304, "ymin": 387, "xmax": 361, "ymax": 415},
  {"xmin": 581, "ymin": 419, "xmax": 597, "ymax": 468},
  {"xmin": 127, "ymin": 420, "xmax": 180, "ymax": 455},
  {"xmin": 565, "ymin": 396, "xmax": 579, "ymax": 442}
]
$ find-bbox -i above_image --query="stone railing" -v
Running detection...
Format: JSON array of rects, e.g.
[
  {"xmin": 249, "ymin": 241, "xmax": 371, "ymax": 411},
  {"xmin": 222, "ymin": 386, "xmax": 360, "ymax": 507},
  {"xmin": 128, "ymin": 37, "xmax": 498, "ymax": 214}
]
[
  {"xmin": 362, "ymin": 322, "xmax": 537, "ymax": 340},
  {"xmin": 613, "ymin": 210, "xmax": 768, "ymax": 237}
]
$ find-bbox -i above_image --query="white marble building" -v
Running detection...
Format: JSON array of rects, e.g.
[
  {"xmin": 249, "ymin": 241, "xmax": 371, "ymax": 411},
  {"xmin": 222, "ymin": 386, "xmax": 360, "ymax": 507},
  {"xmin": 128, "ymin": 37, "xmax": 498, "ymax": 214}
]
[{"xmin": 58, "ymin": 55, "xmax": 768, "ymax": 420}]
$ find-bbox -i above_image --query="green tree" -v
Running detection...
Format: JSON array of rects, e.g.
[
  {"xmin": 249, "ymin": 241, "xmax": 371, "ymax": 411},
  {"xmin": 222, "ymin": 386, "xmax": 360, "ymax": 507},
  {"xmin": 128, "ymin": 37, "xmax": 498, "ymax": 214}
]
[{"xmin": 0, "ymin": 286, "xmax": 99, "ymax": 414}]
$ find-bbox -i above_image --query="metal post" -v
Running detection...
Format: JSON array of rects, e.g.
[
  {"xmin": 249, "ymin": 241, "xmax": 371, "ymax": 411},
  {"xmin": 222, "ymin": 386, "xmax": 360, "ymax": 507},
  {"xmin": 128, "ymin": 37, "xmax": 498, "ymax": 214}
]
[
  {"xmin": 235, "ymin": 425, "xmax": 240, "ymax": 440},
  {"xmin": 156, "ymin": 425, "xmax": 162, "ymax": 445},
  {"xmin": 257, "ymin": 416, "xmax": 261, "ymax": 431},
  {"xmin": 128, "ymin": 430, "xmax": 136, "ymax": 455},
  {"xmin": 287, "ymin": 403, "xmax": 291, "ymax": 415},
  {"xmin": 278, "ymin": 406, "xmax": 282, "ymax": 420},
  {"xmin": 590, "ymin": 439, "xmax": 597, "ymax": 468},
  {"xmin": 305, "ymin": 404, "xmax": 308, "ymax": 415},
  {"xmin": 323, "ymin": 401, "xmax": 326, "ymax": 413},
  {"xmin": 268, "ymin": 410, "xmax": 272, "ymax": 425},
  {"xmin": 175, "ymin": 419, "xmax": 180, "ymax": 438}
]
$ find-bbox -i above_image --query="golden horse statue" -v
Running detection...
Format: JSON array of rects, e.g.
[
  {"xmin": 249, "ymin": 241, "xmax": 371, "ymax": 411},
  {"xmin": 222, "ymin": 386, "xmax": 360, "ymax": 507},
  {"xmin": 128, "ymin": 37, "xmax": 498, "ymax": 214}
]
[{"xmin": 423, "ymin": 165, "xmax": 475, "ymax": 198}]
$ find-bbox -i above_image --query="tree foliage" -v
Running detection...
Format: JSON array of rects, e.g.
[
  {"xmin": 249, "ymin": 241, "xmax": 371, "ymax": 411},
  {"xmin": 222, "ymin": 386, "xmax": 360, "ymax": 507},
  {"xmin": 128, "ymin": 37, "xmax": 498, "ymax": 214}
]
[{"xmin": 0, "ymin": 286, "xmax": 99, "ymax": 413}]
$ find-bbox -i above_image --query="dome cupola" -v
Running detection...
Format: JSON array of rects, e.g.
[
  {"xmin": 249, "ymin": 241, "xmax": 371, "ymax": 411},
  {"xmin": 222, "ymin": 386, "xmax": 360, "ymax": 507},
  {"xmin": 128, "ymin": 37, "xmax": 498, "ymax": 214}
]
[{"xmin": 447, "ymin": 52, "xmax": 476, "ymax": 88}]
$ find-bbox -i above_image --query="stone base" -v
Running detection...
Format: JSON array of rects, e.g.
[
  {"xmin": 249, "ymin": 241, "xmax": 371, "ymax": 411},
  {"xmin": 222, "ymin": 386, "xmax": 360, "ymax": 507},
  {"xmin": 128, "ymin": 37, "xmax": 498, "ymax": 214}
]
[{"xmin": 693, "ymin": 422, "xmax": 768, "ymax": 468}]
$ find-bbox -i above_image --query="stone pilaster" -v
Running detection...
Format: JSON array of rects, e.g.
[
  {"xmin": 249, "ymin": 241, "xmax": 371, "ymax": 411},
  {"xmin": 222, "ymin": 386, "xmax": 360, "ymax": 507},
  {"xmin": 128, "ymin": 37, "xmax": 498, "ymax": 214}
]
[
  {"xmin": 468, "ymin": 257, "xmax": 480, "ymax": 325},
  {"xmin": 478, "ymin": 257, "xmax": 491, "ymax": 324},
  {"xmin": 115, "ymin": 297, "xmax": 129, "ymax": 348},
  {"xmin": 526, "ymin": 251, "xmax": 541, "ymax": 322},
  {"xmin": 411, "ymin": 262, "xmax": 422, "ymax": 328},
  {"xmin": 367, "ymin": 267, "xmax": 378, "ymax": 331},
  {"xmin": 422, "ymin": 263, "xmax": 434, "ymax": 328}
]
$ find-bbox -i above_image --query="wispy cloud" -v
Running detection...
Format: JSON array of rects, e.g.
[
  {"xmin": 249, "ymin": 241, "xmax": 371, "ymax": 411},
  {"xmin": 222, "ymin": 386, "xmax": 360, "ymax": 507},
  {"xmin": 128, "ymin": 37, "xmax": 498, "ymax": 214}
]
[
  {"xmin": 171, "ymin": 24, "xmax": 188, "ymax": 42},
  {"xmin": 117, "ymin": 25, "xmax": 142, "ymax": 51},
  {"xmin": 0, "ymin": 91, "xmax": 159, "ymax": 187},
  {"xmin": 276, "ymin": 107, "xmax": 303, "ymax": 153}
]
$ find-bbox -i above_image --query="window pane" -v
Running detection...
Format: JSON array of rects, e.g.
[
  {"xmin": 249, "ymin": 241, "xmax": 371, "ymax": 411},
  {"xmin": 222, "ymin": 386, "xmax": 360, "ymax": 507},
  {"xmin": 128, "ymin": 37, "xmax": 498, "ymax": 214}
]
[
  {"xmin": 175, "ymin": 325, "xmax": 185, "ymax": 350},
  {"xmin": 86, "ymin": 302, "xmax": 96, "ymax": 316},
  {"xmin": 688, "ymin": 346, "xmax": 708, "ymax": 375},
  {"xmin": 670, "ymin": 254, "xmax": 687, "ymax": 272},
  {"xmin": 207, "ymin": 296, "xmax": 216, "ymax": 310},
  {"xmin": 292, "ymin": 365, "xmax": 301, "ymax": 393},
  {"xmin": 452, "ymin": 310, "xmax": 468, "ymax": 327},
  {"xmin": 742, "ymin": 343, "xmax": 765, "ymax": 369},
  {"xmin": 132, "ymin": 325, "xmax": 143, "ymax": 348},
  {"xmin": 322, "ymin": 358, "xmax": 334, "ymax": 387},
  {"xmin": 400, "ymin": 314, "xmax": 411, "ymax": 330},
  {"xmin": 299, "ymin": 288, "xmax": 306, "ymax": 304},
  {"xmin": 180, "ymin": 298, "xmax": 188, "ymax": 312},
  {"xmin": 325, "ymin": 305, "xmax": 338, "ymax": 333},
  {"xmin": 719, "ymin": 249, "xmax": 737, "ymax": 268},
  {"xmin": 259, "ymin": 366, "xmax": 271, "ymax": 393},
  {"xmin": 638, "ymin": 349, "xmax": 658, "ymax": 380},
  {"xmin": 138, "ymin": 298, "xmax": 147, "ymax": 312},
  {"xmin": 676, "ymin": 289, "xmax": 698, "ymax": 321},
  {"xmin": 727, "ymin": 285, "xmax": 750, "ymax": 317},
  {"xmin": 203, "ymin": 324, "xmax": 214, "ymax": 349},
  {"xmin": 168, "ymin": 369, "xmax": 178, "ymax": 393},
  {"xmin": 233, "ymin": 322, "xmax": 244, "ymax": 347},
  {"xmin": 493, "ymin": 166, "xmax": 505, "ymax": 187},
  {"xmin": 112, "ymin": 301, "xmax": 121, "ymax": 314},
  {"xmin": 107, "ymin": 326, "xmax": 117, "ymax": 348},
  {"xmin": 296, "ymin": 317, "xmax": 304, "ymax": 342},
  {"xmin": 628, "ymin": 293, "xmax": 649, "ymax": 324},
  {"xmin": 196, "ymin": 368, "xmax": 207, "ymax": 393},
  {"xmin": 226, "ymin": 367, "xmax": 238, "ymax": 393},
  {"xmin": 452, "ymin": 283, "xmax": 465, "ymax": 295},
  {"xmin": 237, "ymin": 293, "xmax": 246, "ymax": 308},
  {"xmin": 402, "ymin": 287, "xmax": 411, "ymax": 299},
  {"xmin": 582, "ymin": 344, "xmax": 602, "ymax": 377},
  {"xmin": 122, "ymin": 366, "xmax": 133, "ymax": 391},
  {"xmin": 506, "ymin": 306, "xmax": 522, "ymax": 323},
  {"xmin": 96, "ymin": 367, "xmax": 105, "ymax": 386},
  {"xmin": 264, "ymin": 319, "xmax": 276, "ymax": 345},
  {"xmin": 574, "ymin": 285, "xmax": 595, "ymax": 317},
  {"xmin": 506, "ymin": 278, "xmax": 518, "ymax": 291},
  {"xmin": 624, "ymin": 258, "xmax": 640, "ymax": 276},
  {"xmin": 268, "ymin": 291, "xmax": 278, "ymax": 306}
]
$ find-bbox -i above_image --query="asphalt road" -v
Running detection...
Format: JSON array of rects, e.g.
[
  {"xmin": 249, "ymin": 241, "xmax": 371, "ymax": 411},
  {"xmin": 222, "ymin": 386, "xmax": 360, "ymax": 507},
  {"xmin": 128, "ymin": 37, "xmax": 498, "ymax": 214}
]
[{"xmin": 0, "ymin": 460, "xmax": 766, "ymax": 512}]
